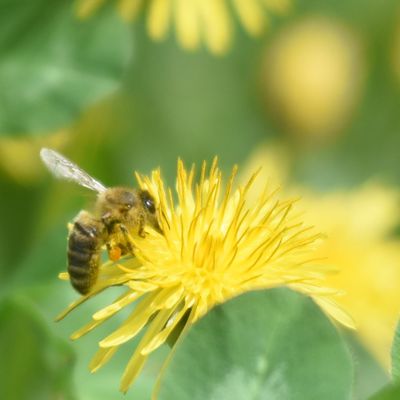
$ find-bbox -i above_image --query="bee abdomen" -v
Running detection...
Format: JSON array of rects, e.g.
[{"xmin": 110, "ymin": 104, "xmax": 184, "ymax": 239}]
[
  {"xmin": 67, "ymin": 218, "xmax": 103, "ymax": 295},
  {"xmin": 68, "ymin": 247, "xmax": 92, "ymax": 267}
]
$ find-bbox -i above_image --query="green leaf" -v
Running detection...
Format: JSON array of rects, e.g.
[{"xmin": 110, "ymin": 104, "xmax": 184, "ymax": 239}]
[
  {"xmin": 159, "ymin": 288, "xmax": 353, "ymax": 400},
  {"xmin": 391, "ymin": 320, "xmax": 400, "ymax": 380},
  {"xmin": 0, "ymin": 0, "xmax": 131, "ymax": 135},
  {"xmin": 369, "ymin": 382, "xmax": 400, "ymax": 400},
  {"xmin": 344, "ymin": 333, "xmax": 389, "ymax": 400},
  {"xmin": 0, "ymin": 296, "xmax": 76, "ymax": 400}
]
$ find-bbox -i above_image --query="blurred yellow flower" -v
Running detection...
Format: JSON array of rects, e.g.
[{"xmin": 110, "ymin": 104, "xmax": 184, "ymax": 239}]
[
  {"xmin": 0, "ymin": 130, "xmax": 69, "ymax": 184},
  {"xmin": 76, "ymin": 0, "xmax": 291, "ymax": 54},
  {"xmin": 242, "ymin": 144, "xmax": 400, "ymax": 368},
  {"xmin": 301, "ymin": 185, "xmax": 400, "ymax": 368},
  {"xmin": 261, "ymin": 17, "xmax": 364, "ymax": 142},
  {"xmin": 57, "ymin": 158, "xmax": 352, "ymax": 395}
]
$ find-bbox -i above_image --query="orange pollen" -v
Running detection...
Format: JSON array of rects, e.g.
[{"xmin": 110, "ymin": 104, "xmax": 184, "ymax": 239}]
[{"xmin": 109, "ymin": 246, "xmax": 122, "ymax": 262}]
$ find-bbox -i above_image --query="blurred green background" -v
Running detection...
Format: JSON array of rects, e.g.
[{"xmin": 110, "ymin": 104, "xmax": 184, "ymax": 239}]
[{"xmin": 1, "ymin": 0, "xmax": 400, "ymax": 399}]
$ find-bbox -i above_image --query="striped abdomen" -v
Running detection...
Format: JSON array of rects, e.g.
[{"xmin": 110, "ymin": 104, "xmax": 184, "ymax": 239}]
[{"xmin": 67, "ymin": 217, "xmax": 104, "ymax": 294}]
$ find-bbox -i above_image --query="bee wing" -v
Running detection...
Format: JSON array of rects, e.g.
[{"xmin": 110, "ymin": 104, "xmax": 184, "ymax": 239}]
[{"xmin": 40, "ymin": 148, "xmax": 107, "ymax": 193}]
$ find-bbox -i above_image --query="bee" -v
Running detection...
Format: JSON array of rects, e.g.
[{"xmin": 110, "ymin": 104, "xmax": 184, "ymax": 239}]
[{"xmin": 40, "ymin": 148, "xmax": 160, "ymax": 295}]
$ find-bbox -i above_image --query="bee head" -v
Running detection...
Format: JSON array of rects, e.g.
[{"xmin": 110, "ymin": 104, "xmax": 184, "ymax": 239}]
[{"xmin": 99, "ymin": 187, "xmax": 162, "ymax": 234}]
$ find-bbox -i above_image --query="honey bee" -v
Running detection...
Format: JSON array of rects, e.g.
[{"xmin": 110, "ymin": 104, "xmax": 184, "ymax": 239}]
[{"xmin": 40, "ymin": 148, "xmax": 160, "ymax": 295}]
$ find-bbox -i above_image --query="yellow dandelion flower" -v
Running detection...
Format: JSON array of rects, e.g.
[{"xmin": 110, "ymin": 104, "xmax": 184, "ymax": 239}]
[
  {"xmin": 75, "ymin": 0, "xmax": 291, "ymax": 54},
  {"xmin": 57, "ymin": 158, "xmax": 352, "ymax": 395}
]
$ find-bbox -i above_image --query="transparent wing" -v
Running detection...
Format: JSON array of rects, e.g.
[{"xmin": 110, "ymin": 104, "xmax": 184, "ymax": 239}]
[{"xmin": 40, "ymin": 148, "xmax": 107, "ymax": 193}]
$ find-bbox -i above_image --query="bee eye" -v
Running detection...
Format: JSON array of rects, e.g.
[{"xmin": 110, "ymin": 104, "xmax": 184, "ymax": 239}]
[
  {"xmin": 139, "ymin": 190, "xmax": 156, "ymax": 214},
  {"xmin": 144, "ymin": 198, "xmax": 155, "ymax": 214}
]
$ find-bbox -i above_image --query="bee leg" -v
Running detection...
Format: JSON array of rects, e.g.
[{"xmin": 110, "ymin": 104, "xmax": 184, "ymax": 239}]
[
  {"xmin": 138, "ymin": 214, "xmax": 146, "ymax": 238},
  {"xmin": 101, "ymin": 212, "xmax": 118, "ymax": 234},
  {"xmin": 119, "ymin": 225, "xmax": 136, "ymax": 255}
]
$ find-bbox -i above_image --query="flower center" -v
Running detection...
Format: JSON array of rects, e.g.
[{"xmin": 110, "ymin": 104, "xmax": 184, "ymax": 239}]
[{"xmin": 181, "ymin": 264, "xmax": 228, "ymax": 306}]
